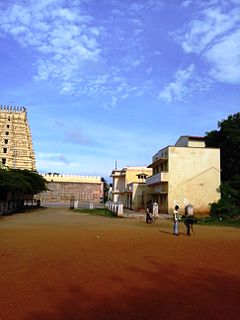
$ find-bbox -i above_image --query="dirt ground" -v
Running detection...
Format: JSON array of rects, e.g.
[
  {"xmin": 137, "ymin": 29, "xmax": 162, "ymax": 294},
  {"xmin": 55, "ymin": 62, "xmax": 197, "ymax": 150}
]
[{"xmin": 0, "ymin": 207, "xmax": 239, "ymax": 320}]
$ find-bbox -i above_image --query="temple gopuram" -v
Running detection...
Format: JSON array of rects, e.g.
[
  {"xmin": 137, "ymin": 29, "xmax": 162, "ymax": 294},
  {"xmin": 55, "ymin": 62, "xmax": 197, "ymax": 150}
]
[{"xmin": 0, "ymin": 105, "xmax": 36, "ymax": 170}]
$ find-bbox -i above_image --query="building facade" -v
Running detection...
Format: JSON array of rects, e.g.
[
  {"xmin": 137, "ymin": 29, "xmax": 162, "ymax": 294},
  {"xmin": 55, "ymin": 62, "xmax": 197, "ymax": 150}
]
[
  {"xmin": 146, "ymin": 136, "xmax": 221, "ymax": 214},
  {"xmin": 0, "ymin": 106, "xmax": 36, "ymax": 170},
  {"xmin": 110, "ymin": 166, "xmax": 152, "ymax": 210},
  {"xmin": 36, "ymin": 174, "xmax": 103, "ymax": 206}
]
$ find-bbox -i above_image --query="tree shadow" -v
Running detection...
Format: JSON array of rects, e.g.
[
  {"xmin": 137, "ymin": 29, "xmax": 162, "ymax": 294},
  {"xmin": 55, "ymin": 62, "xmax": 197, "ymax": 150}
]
[{"xmin": 25, "ymin": 265, "xmax": 240, "ymax": 320}]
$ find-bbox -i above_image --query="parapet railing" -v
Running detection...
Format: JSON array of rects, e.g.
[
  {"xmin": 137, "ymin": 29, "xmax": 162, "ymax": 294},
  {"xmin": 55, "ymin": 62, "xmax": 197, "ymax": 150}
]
[
  {"xmin": 105, "ymin": 201, "xmax": 124, "ymax": 217},
  {"xmin": 0, "ymin": 105, "xmax": 26, "ymax": 112}
]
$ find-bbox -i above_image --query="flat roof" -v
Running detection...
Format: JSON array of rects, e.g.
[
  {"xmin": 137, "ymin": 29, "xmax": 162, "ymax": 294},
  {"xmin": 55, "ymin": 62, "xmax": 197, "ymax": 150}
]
[
  {"xmin": 148, "ymin": 158, "xmax": 168, "ymax": 168},
  {"xmin": 181, "ymin": 135, "xmax": 205, "ymax": 140}
]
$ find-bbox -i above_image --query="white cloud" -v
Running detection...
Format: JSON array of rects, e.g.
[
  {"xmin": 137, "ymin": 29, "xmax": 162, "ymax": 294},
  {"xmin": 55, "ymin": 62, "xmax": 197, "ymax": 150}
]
[
  {"xmin": 130, "ymin": 3, "xmax": 145, "ymax": 12},
  {"xmin": 205, "ymin": 29, "xmax": 240, "ymax": 84},
  {"xmin": 0, "ymin": 0, "xmax": 102, "ymax": 87},
  {"xmin": 0, "ymin": 0, "xmax": 164, "ymax": 106},
  {"xmin": 158, "ymin": 65, "xmax": 196, "ymax": 102},
  {"xmin": 181, "ymin": 0, "xmax": 193, "ymax": 7},
  {"xmin": 176, "ymin": 1, "xmax": 240, "ymax": 84},
  {"xmin": 180, "ymin": 6, "xmax": 240, "ymax": 54}
]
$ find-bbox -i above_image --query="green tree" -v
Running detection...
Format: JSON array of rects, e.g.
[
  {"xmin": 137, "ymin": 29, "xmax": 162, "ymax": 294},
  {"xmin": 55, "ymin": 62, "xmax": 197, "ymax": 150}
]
[
  {"xmin": 211, "ymin": 176, "xmax": 240, "ymax": 218},
  {"xmin": 205, "ymin": 112, "xmax": 240, "ymax": 218},
  {"xmin": 101, "ymin": 177, "xmax": 110, "ymax": 203},
  {"xmin": 0, "ymin": 167, "xmax": 48, "ymax": 200},
  {"xmin": 205, "ymin": 112, "xmax": 240, "ymax": 181}
]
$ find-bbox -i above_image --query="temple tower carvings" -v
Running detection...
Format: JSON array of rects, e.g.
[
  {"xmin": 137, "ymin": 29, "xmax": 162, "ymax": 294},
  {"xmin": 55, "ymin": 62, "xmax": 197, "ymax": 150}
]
[{"xmin": 0, "ymin": 105, "xmax": 36, "ymax": 170}]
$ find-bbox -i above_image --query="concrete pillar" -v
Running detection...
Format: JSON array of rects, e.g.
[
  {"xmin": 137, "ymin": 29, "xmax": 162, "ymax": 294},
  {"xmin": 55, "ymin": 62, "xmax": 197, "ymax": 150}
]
[
  {"xmin": 74, "ymin": 200, "xmax": 79, "ymax": 209},
  {"xmin": 117, "ymin": 203, "xmax": 123, "ymax": 217}
]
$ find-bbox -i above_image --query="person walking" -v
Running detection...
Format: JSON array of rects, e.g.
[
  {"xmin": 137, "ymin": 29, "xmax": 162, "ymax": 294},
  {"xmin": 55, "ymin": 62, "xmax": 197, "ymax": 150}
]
[
  {"xmin": 173, "ymin": 205, "xmax": 179, "ymax": 235},
  {"xmin": 184, "ymin": 216, "xmax": 191, "ymax": 236},
  {"xmin": 146, "ymin": 207, "xmax": 152, "ymax": 223}
]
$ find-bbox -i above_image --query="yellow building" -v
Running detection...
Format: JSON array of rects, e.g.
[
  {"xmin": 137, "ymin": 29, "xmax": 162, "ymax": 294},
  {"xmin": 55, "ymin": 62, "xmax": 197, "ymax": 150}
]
[
  {"xmin": 110, "ymin": 166, "xmax": 152, "ymax": 210},
  {"xmin": 0, "ymin": 106, "xmax": 36, "ymax": 170},
  {"xmin": 146, "ymin": 136, "xmax": 221, "ymax": 214}
]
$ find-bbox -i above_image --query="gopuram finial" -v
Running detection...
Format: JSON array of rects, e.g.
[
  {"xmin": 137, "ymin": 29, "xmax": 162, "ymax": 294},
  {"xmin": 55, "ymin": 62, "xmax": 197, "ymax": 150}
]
[{"xmin": 0, "ymin": 104, "xmax": 28, "ymax": 113}]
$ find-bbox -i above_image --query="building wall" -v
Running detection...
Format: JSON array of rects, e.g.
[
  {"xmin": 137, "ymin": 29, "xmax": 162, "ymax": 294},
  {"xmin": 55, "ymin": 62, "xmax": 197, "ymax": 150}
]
[
  {"xmin": 38, "ymin": 182, "xmax": 102, "ymax": 205},
  {"xmin": 175, "ymin": 136, "xmax": 205, "ymax": 148},
  {"xmin": 188, "ymin": 140, "xmax": 205, "ymax": 148},
  {"xmin": 124, "ymin": 167, "xmax": 152, "ymax": 185},
  {"xmin": 168, "ymin": 147, "xmax": 220, "ymax": 213},
  {"xmin": 0, "ymin": 106, "xmax": 36, "ymax": 170},
  {"xmin": 146, "ymin": 136, "xmax": 221, "ymax": 214},
  {"xmin": 124, "ymin": 183, "xmax": 153, "ymax": 210},
  {"xmin": 36, "ymin": 174, "xmax": 103, "ymax": 205},
  {"xmin": 153, "ymin": 147, "xmax": 168, "ymax": 162},
  {"xmin": 126, "ymin": 183, "xmax": 143, "ymax": 210},
  {"xmin": 110, "ymin": 166, "xmax": 152, "ymax": 207},
  {"xmin": 112, "ymin": 170, "xmax": 125, "ymax": 202}
]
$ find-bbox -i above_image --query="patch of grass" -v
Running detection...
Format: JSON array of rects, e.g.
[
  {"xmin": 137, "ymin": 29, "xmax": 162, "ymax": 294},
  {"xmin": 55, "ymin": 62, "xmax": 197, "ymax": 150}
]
[
  {"xmin": 74, "ymin": 208, "xmax": 117, "ymax": 218},
  {"xmin": 197, "ymin": 216, "xmax": 240, "ymax": 227}
]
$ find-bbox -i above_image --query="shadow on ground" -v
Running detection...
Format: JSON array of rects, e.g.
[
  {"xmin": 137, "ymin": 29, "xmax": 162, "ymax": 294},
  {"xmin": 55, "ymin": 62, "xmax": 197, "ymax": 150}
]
[{"xmin": 26, "ymin": 265, "xmax": 240, "ymax": 320}]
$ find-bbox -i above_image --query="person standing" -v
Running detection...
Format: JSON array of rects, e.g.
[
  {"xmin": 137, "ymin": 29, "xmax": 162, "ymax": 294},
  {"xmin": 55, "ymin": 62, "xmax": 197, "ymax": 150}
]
[
  {"xmin": 173, "ymin": 205, "xmax": 179, "ymax": 235},
  {"xmin": 184, "ymin": 216, "xmax": 191, "ymax": 236},
  {"xmin": 184, "ymin": 204, "xmax": 197, "ymax": 236}
]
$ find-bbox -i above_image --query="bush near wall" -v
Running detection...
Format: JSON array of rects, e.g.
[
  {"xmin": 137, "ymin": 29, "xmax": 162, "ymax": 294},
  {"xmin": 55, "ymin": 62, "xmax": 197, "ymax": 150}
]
[{"xmin": 210, "ymin": 176, "xmax": 240, "ymax": 220}]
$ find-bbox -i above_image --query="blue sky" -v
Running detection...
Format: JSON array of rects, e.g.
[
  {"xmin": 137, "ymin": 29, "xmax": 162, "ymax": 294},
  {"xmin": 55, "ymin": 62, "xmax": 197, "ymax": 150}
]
[{"xmin": 0, "ymin": 0, "xmax": 239, "ymax": 181}]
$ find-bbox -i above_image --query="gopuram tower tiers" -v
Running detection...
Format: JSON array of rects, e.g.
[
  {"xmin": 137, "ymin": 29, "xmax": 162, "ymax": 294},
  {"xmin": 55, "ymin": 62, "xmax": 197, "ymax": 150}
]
[{"xmin": 0, "ymin": 106, "xmax": 36, "ymax": 170}]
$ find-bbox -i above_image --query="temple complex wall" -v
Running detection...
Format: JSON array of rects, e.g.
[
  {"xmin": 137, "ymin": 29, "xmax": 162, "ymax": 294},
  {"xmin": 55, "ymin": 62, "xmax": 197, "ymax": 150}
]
[{"xmin": 36, "ymin": 174, "xmax": 103, "ymax": 205}]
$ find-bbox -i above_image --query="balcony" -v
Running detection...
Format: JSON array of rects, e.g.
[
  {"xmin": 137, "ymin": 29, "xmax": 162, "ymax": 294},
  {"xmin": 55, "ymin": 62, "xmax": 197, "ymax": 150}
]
[{"xmin": 146, "ymin": 172, "xmax": 168, "ymax": 186}]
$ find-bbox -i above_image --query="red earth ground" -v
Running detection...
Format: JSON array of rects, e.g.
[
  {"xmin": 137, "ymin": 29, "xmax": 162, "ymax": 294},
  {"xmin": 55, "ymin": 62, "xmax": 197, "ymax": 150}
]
[{"xmin": 0, "ymin": 207, "xmax": 239, "ymax": 320}]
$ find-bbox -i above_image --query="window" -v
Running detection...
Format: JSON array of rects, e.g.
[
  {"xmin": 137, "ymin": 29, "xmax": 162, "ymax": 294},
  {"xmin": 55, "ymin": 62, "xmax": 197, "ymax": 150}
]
[
  {"xmin": 137, "ymin": 173, "xmax": 148, "ymax": 180},
  {"xmin": 2, "ymin": 158, "xmax": 6, "ymax": 165},
  {"xmin": 7, "ymin": 125, "xmax": 10, "ymax": 128},
  {"xmin": 6, "ymin": 132, "xmax": 9, "ymax": 135},
  {"xmin": 4, "ymin": 139, "xmax": 8, "ymax": 144},
  {"xmin": 3, "ymin": 148, "xmax": 7, "ymax": 153}
]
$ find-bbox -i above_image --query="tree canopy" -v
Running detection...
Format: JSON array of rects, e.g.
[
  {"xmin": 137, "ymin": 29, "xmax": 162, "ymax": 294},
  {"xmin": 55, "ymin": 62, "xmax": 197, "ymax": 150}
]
[
  {"xmin": 205, "ymin": 112, "xmax": 240, "ymax": 219},
  {"xmin": 205, "ymin": 112, "xmax": 240, "ymax": 182},
  {"xmin": 0, "ymin": 167, "xmax": 48, "ymax": 200}
]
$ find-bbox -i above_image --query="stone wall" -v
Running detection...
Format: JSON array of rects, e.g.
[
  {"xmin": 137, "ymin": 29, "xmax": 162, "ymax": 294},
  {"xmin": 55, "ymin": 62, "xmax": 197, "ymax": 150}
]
[{"xmin": 36, "ymin": 181, "xmax": 103, "ymax": 205}]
